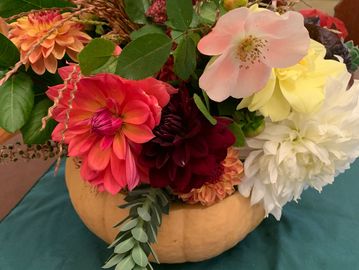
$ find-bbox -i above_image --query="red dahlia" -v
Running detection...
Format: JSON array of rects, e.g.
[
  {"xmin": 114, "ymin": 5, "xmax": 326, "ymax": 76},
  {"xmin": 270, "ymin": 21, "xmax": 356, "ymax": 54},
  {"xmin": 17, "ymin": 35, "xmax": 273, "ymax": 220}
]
[{"xmin": 139, "ymin": 90, "xmax": 235, "ymax": 193}]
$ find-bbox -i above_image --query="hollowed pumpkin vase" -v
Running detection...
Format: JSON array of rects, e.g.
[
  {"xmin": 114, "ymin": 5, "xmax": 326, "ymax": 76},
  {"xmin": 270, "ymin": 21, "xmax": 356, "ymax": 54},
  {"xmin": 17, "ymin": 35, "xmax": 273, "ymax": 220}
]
[{"xmin": 65, "ymin": 157, "xmax": 265, "ymax": 264}]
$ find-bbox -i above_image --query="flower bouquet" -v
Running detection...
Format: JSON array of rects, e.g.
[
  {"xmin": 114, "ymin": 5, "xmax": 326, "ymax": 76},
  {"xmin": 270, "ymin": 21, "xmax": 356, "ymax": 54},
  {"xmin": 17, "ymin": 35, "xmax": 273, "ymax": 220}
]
[{"xmin": 1, "ymin": 0, "xmax": 359, "ymax": 269}]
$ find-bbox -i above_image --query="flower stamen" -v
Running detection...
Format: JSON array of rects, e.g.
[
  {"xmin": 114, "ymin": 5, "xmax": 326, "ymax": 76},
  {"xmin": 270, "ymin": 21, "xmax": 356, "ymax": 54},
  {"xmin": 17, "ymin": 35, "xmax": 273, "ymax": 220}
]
[{"xmin": 236, "ymin": 35, "xmax": 268, "ymax": 69}]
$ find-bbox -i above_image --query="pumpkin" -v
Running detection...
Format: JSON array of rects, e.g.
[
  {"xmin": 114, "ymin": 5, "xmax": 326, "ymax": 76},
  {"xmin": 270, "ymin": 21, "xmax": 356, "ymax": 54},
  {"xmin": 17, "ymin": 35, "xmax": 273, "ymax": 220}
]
[
  {"xmin": 65, "ymin": 157, "xmax": 265, "ymax": 263},
  {"xmin": 0, "ymin": 128, "xmax": 13, "ymax": 144}
]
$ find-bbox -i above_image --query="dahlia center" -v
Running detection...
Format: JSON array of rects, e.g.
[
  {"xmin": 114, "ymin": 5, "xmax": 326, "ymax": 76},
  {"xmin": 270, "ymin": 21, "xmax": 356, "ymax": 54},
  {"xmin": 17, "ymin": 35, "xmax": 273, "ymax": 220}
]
[
  {"xmin": 91, "ymin": 108, "xmax": 123, "ymax": 137},
  {"xmin": 236, "ymin": 35, "xmax": 267, "ymax": 68}
]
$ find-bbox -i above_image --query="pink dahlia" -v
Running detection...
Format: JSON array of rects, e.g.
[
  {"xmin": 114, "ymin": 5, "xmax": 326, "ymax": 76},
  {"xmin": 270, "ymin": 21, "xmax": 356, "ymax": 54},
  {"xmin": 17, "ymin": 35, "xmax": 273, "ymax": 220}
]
[
  {"xmin": 9, "ymin": 10, "xmax": 91, "ymax": 75},
  {"xmin": 47, "ymin": 68, "xmax": 176, "ymax": 194},
  {"xmin": 179, "ymin": 147, "xmax": 243, "ymax": 206},
  {"xmin": 198, "ymin": 6, "xmax": 310, "ymax": 101}
]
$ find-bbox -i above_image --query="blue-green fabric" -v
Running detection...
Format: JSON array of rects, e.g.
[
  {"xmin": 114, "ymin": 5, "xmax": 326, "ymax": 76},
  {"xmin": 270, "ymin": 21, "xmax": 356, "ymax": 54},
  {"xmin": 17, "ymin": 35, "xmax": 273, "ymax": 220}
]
[{"xmin": 1, "ymin": 160, "xmax": 359, "ymax": 270}]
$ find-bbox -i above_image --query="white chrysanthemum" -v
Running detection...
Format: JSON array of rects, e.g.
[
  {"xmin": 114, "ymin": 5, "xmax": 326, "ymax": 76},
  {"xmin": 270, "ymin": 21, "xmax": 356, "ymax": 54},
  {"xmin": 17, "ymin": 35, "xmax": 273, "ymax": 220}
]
[{"xmin": 238, "ymin": 71, "xmax": 359, "ymax": 220}]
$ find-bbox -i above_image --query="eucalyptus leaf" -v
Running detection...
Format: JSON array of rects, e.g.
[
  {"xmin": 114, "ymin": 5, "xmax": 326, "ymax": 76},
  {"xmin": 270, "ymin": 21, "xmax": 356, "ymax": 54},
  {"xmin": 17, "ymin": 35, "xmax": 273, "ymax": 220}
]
[
  {"xmin": 174, "ymin": 36, "xmax": 197, "ymax": 80},
  {"xmin": 145, "ymin": 222, "xmax": 157, "ymax": 243},
  {"xmin": 102, "ymin": 254, "xmax": 125, "ymax": 269},
  {"xmin": 124, "ymin": 0, "xmax": 150, "ymax": 24},
  {"xmin": 108, "ymin": 231, "xmax": 131, "ymax": 249},
  {"xmin": 114, "ymin": 237, "xmax": 136, "ymax": 254},
  {"xmin": 137, "ymin": 207, "xmax": 151, "ymax": 222},
  {"xmin": 131, "ymin": 245, "xmax": 148, "ymax": 267},
  {"xmin": 131, "ymin": 227, "xmax": 148, "ymax": 243},
  {"xmin": 115, "ymin": 255, "xmax": 135, "ymax": 270},
  {"xmin": 133, "ymin": 266, "xmax": 147, "ymax": 270},
  {"xmin": 150, "ymin": 203, "xmax": 161, "ymax": 226},
  {"xmin": 146, "ymin": 242, "xmax": 160, "ymax": 264},
  {"xmin": 0, "ymin": 0, "xmax": 73, "ymax": 17},
  {"xmin": 78, "ymin": 38, "xmax": 116, "ymax": 75},
  {"xmin": 116, "ymin": 33, "xmax": 172, "ymax": 80},
  {"xmin": 21, "ymin": 99, "xmax": 56, "ymax": 144},
  {"xmin": 0, "ymin": 34, "xmax": 20, "ymax": 68},
  {"xmin": 166, "ymin": 0, "xmax": 193, "ymax": 31},
  {"xmin": 0, "ymin": 73, "xmax": 34, "ymax": 133},
  {"xmin": 121, "ymin": 218, "xmax": 139, "ymax": 232},
  {"xmin": 193, "ymin": 93, "xmax": 217, "ymax": 125}
]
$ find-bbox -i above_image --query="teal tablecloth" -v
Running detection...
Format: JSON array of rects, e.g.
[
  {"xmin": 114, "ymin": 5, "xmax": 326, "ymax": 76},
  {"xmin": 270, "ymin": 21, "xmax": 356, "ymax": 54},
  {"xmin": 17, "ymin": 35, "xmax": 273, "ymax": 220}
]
[{"xmin": 1, "ymin": 160, "xmax": 359, "ymax": 270}]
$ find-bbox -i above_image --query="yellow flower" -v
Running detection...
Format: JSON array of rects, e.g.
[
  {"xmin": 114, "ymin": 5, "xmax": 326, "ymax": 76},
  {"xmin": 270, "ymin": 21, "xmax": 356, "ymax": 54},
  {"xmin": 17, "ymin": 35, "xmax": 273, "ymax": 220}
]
[
  {"xmin": 238, "ymin": 40, "xmax": 346, "ymax": 121},
  {"xmin": 9, "ymin": 10, "xmax": 91, "ymax": 75}
]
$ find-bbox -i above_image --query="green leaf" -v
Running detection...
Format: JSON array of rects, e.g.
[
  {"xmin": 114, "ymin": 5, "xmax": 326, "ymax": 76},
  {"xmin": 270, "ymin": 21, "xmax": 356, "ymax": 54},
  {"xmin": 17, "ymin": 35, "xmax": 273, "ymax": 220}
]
[
  {"xmin": 109, "ymin": 231, "xmax": 131, "ymax": 249},
  {"xmin": 124, "ymin": 0, "xmax": 150, "ymax": 24},
  {"xmin": 102, "ymin": 254, "xmax": 125, "ymax": 269},
  {"xmin": 131, "ymin": 245, "xmax": 148, "ymax": 267},
  {"xmin": 150, "ymin": 203, "xmax": 162, "ymax": 226},
  {"xmin": 79, "ymin": 38, "xmax": 116, "ymax": 75},
  {"xmin": 0, "ymin": 34, "xmax": 19, "ymax": 68},
  {"xmin": 146, "ymin": 222, "xmax": 157, "ymax": 243},
  {"xmin": 116, "ymin": 33, "xmax": 172, "ymax": 80},
  {"xmin": 121, "ymin": 218, "xmax": 139, "ymax": 232},
  {"xmin": 115, "ymin": 255, "xmax": 135, "ymax": 270},
  {"xmin": 229, "ymin": 121, "xmax": 246, "ymax": 147},
  {"xmin": 114, "ymin": 237, "xmax": 136, "ymax": 254},
  {"xmin": 193, "ymin": 93, "xmax": 217, "ymax": 125},
  {"xmin": 166, "ymin": 0, "xmax": 193, "ymax": 31},
  {"xmin": 198, "ymin": 1, "xmax": 218, "ymax": 24},
  {"xmin": 0, "ymin": 73, "xmax": 34, "ymax": 133},
  {"xmin": 133, "ymin": 266, "xmax": 147, "ymax": 270},
  {"xmin": 21, "ymin": 99, "xmax": 56, "ymax": 144},
  {"xmin": 174, "ymin": 36, "xmax": 197, "ymax": 80},
  {"xmin": 137, "ymin": 207, "xmax": 151, "ymax": 222},
  {"xmin": 131, "ymin": 227, "xmax": 148, "ymax": 243},
  {"xmin": 130, "ymin": 25, "xmax": 165, "ymax": 41},
  {"xmin": 146, "ymin": 242, "xmax": 160, "ymax": 264},
  {"xmin": 0, "ymin": 0, "xmax": 73, "ymax": 18}
]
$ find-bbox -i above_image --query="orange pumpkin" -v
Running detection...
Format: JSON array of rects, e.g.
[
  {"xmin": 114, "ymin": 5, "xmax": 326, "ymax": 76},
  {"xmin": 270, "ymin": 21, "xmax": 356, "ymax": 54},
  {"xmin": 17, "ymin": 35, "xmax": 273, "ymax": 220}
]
[{"xmin": 65, "ymin": 157, "xmax": 265, "ymax": 263}]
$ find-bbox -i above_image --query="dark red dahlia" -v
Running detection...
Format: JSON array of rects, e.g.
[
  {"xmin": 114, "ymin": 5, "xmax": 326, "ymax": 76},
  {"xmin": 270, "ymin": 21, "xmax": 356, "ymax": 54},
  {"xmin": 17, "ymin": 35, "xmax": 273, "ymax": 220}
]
[{"xmin": 139, "ymin": 90, "xmax": 235, "ymax": 193}]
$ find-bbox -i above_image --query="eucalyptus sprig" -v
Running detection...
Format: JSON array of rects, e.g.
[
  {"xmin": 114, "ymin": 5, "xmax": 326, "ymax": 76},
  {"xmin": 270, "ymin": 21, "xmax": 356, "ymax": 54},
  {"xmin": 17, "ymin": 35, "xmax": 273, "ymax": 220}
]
[{"xmin": 103, "ymin": 187, "xmax": 170, "ymax": 270}]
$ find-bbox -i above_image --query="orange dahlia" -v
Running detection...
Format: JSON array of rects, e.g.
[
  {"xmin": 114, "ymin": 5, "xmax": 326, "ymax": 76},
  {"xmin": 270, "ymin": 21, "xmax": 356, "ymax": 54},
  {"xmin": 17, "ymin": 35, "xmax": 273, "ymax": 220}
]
[
  {"xmin": 0, "ymin": 17, "xmax": 8, "ymax": 36},
  {"xmin": 9, "ymin": 10, "xmax": 91, "ymax": 75},
  {"xmin": 178, "ymin": 147, "xmax": 244, "ymax": 206}
]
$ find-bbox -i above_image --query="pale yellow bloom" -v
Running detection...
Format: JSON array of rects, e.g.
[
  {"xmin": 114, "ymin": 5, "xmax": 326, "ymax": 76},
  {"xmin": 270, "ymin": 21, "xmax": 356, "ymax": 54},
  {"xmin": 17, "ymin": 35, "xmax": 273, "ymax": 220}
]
[{"xmin": 238, "ymin": 40, "xmax": 346, "ymax": 121}]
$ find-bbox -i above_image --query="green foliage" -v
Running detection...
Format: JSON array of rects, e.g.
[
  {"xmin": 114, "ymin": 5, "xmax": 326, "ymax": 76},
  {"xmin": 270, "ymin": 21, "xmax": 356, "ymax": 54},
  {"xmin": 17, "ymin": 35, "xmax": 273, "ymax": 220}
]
[
  {"xmin": 0, "ymin": 0, "xmax": 73, "ymax": 18},
  {"xmin": 78, "ymin": 38, "xmax": 116, "ymax": 75},
  {"xmin": 104, "ymin": 187, "xmax": 170, "ymax": 270},
  {"xmin": 116, "ymin": 33, "xmax": 172, "ymax": 80},
  {"xmin": 193, "ymin": 93, "xmax": 217, "ymax": 125},
  {"xmin": 130, "ymin": 25, "xmax": 165, "ymax": 41},
  {"xmin": 346, "ymin": 41, "xmax": 359, "ymax": 72},
  {"xmin": 233, "ymin": 109, "xmax": 265, "ymax": 138},
  {"xmin": 166, "ymin": 0, "xmax": 194, "ymax": 31},
  {"xmin": 174, "ymin": 36, "xmax": 197, "ymax": 80},
  {"xmin": 124, "ymin": 0, "xmax": 150, "ymax": 24},
  {"xmin": 0, "ymin": 73, "xmax": 34, "ymax": 133},
  {"xmin": 21, "ymin": 99, "xmax": 56, "ymax": 144},
  {"xmin": 0, "ymin": 34, "xmax": 19, "ymax": 68},
  {"xmin": 229, "ymin": 121, "xmax": 246, "ymax": 147}
]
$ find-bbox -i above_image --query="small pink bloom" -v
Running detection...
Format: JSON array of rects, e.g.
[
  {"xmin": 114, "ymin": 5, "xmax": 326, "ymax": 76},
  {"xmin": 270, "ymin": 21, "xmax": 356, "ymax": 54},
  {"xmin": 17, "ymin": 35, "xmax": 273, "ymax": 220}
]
[
  {"xmin": 48, "ymin": 69, "xmax": 176, "ymax": 194},
  {"xmin": 198, "ymin": 7, "xmax": 310, "ymax": 101}
]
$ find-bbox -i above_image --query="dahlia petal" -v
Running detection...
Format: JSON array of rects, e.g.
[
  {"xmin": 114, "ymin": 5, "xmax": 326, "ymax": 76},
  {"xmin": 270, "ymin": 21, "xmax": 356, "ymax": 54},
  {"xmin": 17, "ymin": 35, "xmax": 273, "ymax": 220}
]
[
  {"xmin": 100, "ymin": 136, "xmax": 114, "ymax": 150},
  {"xmin": 28, "ymin": 46, "xmax": 42, "ymax": 64},
  {"xmin": 44, "ymin": 54, "xmax": 58, "ymax": 74},
  {"xmin": 198, "ymin": 8, "xmax": 249, "ymax": 55},
  {"xmin": 122, "ymin": 100, "xmax": 150, "ymax": 125},
  {"xmin": 31, "ymin": 58, "xmax": 46, "ymax": 75},
  {"xmin": 66, "ymin": 49, "xmax": 78, "ymax": 62},
  {"xmin": 52, "ymin": 44, "xmax": 66, "ymax": 59},
  {"xmin": 125, "ymin": 149, "xmax": 140, "ymax": 190},
  {"xmin": 110, "ymin": 153, "xmax": 127, "ymax": 187},
  {"xmin": 87, "ymin": 141, "xmax": 111, "ymax": 171},
  {"xmin": 199, "ymin": 51, "xmax": 239, "ymax": 102},
  {"xmin": 123, "ymin": 124, "xmax": 155, "ymax": 144},
  {"xmin": 68, "ymin": 133, "xmax": 96, "ymax": 156},
  {"xmin": 68, "ymin": 39, "xmax": 84, "ymax": 52},
  {"xmin": 135, "ymin": 78, "xmax": 175, "ymax": 107},
  {"xmin": 42, "ymin": 46, "xmax": 53, "ymax": 58},
  {"xmin": 113, "ymin": 132, "xmax": 127, "ymax": 160},
  {"xmin": 41, "ymin": 39, "xmax": 55, "ymax": 49},
  {"xmin": 55, "ymin": 35, "xmax": 75, "ymax": 46},
  {"xmin": 80, "ymin": 158, "xmax": 100, "ymax": 181},
  {"xmin": 103, "ymin": 168, "xmax": 122, "ymax": 195}
]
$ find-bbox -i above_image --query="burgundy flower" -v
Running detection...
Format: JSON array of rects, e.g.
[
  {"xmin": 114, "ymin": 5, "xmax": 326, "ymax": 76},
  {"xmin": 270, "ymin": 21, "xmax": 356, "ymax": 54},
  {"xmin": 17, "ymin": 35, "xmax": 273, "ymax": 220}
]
[{"xmin": 139, "ymin": 90, "xmax": 235, "ymax": 193}]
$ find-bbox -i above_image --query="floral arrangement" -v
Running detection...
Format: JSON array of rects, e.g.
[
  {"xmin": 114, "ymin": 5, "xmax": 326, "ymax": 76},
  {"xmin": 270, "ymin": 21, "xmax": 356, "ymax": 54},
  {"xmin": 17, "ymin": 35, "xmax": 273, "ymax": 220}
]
[{"xmin": 1, "ymin": 0, "xmax": 359, "ymax": 269}]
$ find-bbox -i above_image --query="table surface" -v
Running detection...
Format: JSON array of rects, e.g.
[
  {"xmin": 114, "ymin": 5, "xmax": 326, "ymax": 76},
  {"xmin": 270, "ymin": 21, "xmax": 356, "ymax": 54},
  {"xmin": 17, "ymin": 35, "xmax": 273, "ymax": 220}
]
[{"xmin": 1, "ymin": 159, "xmax": 359, "ymax": 270}]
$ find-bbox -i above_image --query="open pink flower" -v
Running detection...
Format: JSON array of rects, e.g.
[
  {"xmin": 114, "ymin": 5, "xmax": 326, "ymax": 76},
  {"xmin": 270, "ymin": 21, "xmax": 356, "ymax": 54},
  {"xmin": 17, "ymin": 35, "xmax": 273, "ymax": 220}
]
[
  {"xmin": 48, "ymin": 69, "xmax": 176, "ymax": 194},
  {"xmin": 198, "ymin": 7, "xmax": 310, "ymax": 101}
]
